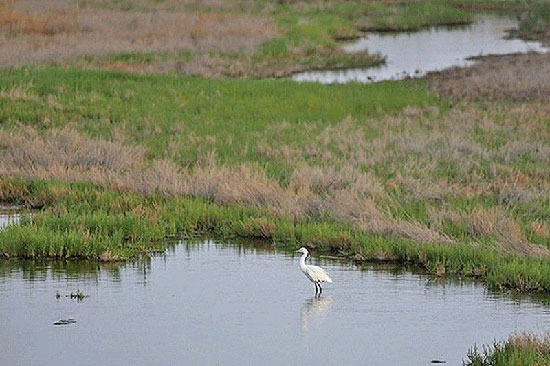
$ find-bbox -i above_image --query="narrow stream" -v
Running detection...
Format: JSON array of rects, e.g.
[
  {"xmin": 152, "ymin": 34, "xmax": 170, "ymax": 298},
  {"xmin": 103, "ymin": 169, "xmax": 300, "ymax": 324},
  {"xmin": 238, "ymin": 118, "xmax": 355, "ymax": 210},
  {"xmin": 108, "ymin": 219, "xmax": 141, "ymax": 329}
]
[
  {"xmin": 1, "ymin": 241, "xmax": 548, "ymax": 366},
  {"xmin": 293, "ymin": 15, "xmax": 548, "ymax": 84}
]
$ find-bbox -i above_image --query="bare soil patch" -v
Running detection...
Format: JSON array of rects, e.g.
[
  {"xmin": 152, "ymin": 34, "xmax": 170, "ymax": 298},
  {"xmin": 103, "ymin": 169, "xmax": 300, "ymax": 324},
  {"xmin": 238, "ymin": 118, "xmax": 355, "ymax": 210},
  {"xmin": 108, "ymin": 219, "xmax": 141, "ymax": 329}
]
[{"xmin": 426, "ymin": 52, "xmax": 550, "ymax": 101}]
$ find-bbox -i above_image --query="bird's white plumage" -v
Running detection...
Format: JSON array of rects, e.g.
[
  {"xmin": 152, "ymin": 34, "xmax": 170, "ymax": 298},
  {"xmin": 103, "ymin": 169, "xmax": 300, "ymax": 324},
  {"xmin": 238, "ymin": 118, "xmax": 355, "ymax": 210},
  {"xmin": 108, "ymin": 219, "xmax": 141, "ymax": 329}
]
[
  {"xmin": 304, "ymin": 265, "xmax": 333, "ymax": 283},
  {"xmin": 296, "ymin": 247, "xmax": 333, "ymax": 289}
]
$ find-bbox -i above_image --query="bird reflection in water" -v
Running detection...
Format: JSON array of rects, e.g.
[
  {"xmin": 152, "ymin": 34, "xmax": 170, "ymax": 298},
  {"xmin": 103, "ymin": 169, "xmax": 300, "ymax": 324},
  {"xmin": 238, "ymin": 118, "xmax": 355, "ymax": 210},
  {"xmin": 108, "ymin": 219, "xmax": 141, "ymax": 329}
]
[{"xmin": 300, "ymin": 296, "xmax": 333, "ymax": 333}]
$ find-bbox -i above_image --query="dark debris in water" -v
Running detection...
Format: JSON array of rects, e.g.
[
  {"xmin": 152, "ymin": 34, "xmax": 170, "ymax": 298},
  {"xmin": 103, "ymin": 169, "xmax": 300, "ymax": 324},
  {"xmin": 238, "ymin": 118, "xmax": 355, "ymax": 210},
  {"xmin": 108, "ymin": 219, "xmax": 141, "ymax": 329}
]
[
  {"xmin": 56, "ymin": 289, "xmax": 89, "ymax": 301},
  {"xmin": 430, "ymin": 360, "xmax": 446, "ymax": 364},
  {"xmin": 53, "ymin": 318, "xmax": 76, "ymax": 326}
]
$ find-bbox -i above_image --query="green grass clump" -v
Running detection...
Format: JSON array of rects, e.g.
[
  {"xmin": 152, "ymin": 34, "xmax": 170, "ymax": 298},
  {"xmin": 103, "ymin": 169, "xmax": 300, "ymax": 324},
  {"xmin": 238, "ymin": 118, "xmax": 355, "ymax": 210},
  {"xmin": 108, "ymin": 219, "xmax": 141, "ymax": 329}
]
[
  {"xmin": 360, "ymin": 0, "xmax": 472, "ymax": 32},
  {"xmin": 465, "ymin": 334, "xmax": 550, "ymax": 366},
  {"xmin": 451, "ymin": 0, "xmax": 550, "ymax": 43},
  {"xmin": 517, "ymin": 2, "xmax": 550, "ymax": 41},
  {"xmin": 103, "ymin": 50, "xmax": 194, "ymax": 64}
]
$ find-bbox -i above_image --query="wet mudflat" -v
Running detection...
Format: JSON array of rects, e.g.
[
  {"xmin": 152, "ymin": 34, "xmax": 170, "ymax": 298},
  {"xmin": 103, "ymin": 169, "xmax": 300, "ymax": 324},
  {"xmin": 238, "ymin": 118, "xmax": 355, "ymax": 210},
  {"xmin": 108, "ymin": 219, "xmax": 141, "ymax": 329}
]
[
  {"xmin": 1, "ymin": 241, "xmax": 549, "ymax": 366},
  {"xmin": 293, "ymin": 15, "xmax": 548, "ymax": 84}
]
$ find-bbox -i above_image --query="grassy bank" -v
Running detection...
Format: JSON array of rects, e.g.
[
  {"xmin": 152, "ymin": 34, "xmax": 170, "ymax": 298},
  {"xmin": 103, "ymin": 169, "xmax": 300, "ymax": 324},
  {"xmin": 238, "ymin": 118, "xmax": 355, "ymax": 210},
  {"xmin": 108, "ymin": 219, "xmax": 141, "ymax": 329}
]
[
  {"xmin": 465, "ymin": 334, "xmax": 550, "ymax": 366},
  {"xmin": 1, "ymin": 66, "xmax": 549, "ymax": 292},
  {"xmin": 2, "ymin": 178, "xmax": 550, "ymax": 292}
]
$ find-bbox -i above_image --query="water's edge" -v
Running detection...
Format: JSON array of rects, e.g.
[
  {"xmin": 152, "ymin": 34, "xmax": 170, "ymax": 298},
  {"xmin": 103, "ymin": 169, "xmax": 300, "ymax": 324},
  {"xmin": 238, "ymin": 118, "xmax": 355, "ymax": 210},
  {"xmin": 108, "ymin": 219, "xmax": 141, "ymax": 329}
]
[{"xmin": 292, "ymin": 15, "xmax": 548, "ymax": 84}]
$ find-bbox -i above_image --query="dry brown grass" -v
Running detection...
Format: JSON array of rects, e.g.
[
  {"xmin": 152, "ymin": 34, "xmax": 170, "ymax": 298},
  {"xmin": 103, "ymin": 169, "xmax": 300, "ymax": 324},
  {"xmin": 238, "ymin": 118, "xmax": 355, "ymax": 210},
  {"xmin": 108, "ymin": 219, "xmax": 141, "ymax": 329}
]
[
  {"xmin": 0, "ymin": 126, "xmax": 454, "ymax": 246},
  {"xmin": 0, "ymin": 85, "xmax": 39, "ymax": 101},
  {"xmin": 0, "ymin": 1, "xmax": 277, "ymax": 68},
  {"xmin": 252, "ymin": 102, "xmax": 549, "ymax": 253},
  {"xmin": 176, "ymin": 50, "xmax": 377, "ymax": 78},
  {"xmin": 531, "ymin": 222, "xmax": 549, "ymax": 238},
  {"xmin": 508, "ymin": 333, "xmax": 550, "ymax": 354},
  {"xmin": 283, "ymin": 103, "xmax": 549, "ymax": 254},
  {"xmin": 427, "ymin": 52, "xmax": 550, "ymax": 101},
  {"xmin": 0, "ymin": 0, "xmax": 383, "ymax": 77},
  {"xmin": 289, "ymin": 164, "xmax": 385, "ymax": 198},
  {"xmin": 467, "ymin": 208, "xmax": 546, "ymax": 256},
  {"xmin": 0, "ymin": 7, "xmax": 80, "ymax": 35},
  {"xmin": 429, "ymin": 207, "xmax": 550, "ymax": 256},
  {"xmin": 352, "ymin": 104, "xmax": 549, "ymax": 202}
]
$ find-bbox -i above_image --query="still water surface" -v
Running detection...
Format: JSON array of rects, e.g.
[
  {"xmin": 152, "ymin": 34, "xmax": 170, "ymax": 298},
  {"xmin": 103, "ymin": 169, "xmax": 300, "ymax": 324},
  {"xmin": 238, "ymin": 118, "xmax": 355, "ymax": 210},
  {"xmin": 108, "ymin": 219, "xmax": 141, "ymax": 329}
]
[
  {"xmin": 0, "ymin": 205, "xmax": 22, "ymax": 230},
  {"xmin": 293, "ymin": 16, "xmax": 548, "ymax": 84},
  {"xmin": 1, "ymin": 241, "xmax": 549, "ymax": 365}
]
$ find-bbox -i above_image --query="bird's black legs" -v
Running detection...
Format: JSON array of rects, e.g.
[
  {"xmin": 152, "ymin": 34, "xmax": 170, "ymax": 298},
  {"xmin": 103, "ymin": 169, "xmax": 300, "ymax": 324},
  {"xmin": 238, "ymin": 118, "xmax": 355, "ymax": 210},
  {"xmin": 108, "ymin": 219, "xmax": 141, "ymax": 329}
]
[{"xmin": 314, "ymin": 282, "xmax": 322, "ymax": 297}]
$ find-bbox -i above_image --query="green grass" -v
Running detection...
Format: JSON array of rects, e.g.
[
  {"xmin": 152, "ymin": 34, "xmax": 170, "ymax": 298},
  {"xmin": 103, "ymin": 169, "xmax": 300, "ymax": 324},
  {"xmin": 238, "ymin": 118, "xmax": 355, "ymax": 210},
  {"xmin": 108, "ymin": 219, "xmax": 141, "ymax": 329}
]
[
  {"xmin": 104, "ymin": 50, "xmax": 194, "ymax": 64},
  {"xmin": 2, "ymin": 178, "xmax": 550, "ymax": 293},
  {"xmin": 0, "ymin": 66, "xmax": 435, "ymax": 177},
  {"xmin": 465, "ymin": 335, "xmax": 550, "ymax": 366},
  {"xmin": 516, "ymin": 2, "xmax": 550, "ymax": 41},
  {"xmin": 355, "ymin": 0, "xmax": 472, "ymax": 32},
  {"xmin": 198, "ymin": 0, "xmax": 473, "ymax": 33}
]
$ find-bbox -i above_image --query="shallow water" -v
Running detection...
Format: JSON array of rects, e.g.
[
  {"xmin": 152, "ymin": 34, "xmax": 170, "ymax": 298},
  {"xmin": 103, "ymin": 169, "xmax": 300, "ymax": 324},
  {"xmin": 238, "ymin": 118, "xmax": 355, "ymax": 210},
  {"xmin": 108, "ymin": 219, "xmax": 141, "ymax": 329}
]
[
  {"xmin": 0, "ymin": 205, "xmax": 22, "ymax": 230},
  {"xmin": 293, "ymin": 15, "xmax": 548, "ymax": 84},
  {"xmin": 1, "ymin": 241, "xmax": 549, "ymax": 366}
]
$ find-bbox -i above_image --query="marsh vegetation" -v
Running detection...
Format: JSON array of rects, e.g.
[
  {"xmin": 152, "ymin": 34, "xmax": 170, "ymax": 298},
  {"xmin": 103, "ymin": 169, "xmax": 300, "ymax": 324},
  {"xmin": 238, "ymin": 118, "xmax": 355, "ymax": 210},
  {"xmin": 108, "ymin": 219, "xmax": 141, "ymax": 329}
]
[
  {"xmin": 0, "ymin": 66, "xmax": 549, "ymax": 292},
  {"xmin": 466, "ymin": 334, "xmax": 550, "ymax": 366}
]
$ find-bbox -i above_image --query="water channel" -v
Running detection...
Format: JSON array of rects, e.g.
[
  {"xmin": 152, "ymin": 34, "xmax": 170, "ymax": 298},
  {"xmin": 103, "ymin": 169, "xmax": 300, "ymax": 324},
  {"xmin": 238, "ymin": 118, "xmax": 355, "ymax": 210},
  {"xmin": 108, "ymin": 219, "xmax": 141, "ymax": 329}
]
[
  {"xmin": 1, "ymin": 242, "xmax": 548, "ymax": 366},
  {"xmin": 293, "ymin": 15, "xmax": 548, "ymax": 84}
]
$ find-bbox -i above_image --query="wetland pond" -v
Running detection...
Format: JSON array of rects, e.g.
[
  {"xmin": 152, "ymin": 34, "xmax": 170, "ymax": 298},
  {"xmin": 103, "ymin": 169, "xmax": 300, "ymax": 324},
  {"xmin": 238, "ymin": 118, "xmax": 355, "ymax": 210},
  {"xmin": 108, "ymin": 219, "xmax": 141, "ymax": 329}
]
[
  {"xmin": 293, "ymin": 15, "xmax": 549, "ymax": 84},
  {"xmin": 1, "ymin": 241, "xmax": 550, "ymax": 366}
]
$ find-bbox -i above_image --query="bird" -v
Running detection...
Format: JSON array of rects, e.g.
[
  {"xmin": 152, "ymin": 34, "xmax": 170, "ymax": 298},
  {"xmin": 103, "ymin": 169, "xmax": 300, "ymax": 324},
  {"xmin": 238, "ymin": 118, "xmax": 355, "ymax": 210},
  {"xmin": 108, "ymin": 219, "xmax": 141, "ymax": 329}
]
[{"xmin": 296, "ymin": 247, "xmax": 332, "ymax": 296}]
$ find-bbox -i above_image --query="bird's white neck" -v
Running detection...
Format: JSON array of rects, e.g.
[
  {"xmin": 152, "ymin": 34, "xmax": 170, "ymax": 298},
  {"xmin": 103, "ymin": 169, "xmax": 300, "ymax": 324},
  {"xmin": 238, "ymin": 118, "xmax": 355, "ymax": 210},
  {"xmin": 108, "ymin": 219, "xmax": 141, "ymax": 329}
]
[{"xmin": 299, "ymin": 253, "xmax": 308, "ymax": 273}]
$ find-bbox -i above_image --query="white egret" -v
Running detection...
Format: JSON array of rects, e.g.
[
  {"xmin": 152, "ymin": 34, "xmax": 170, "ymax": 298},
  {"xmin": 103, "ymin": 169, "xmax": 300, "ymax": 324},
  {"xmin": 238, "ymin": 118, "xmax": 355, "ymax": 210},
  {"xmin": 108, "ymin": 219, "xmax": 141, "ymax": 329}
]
[{"xmin": 296, "ymin": 247, "xmax": 332, "ymax": 295}]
